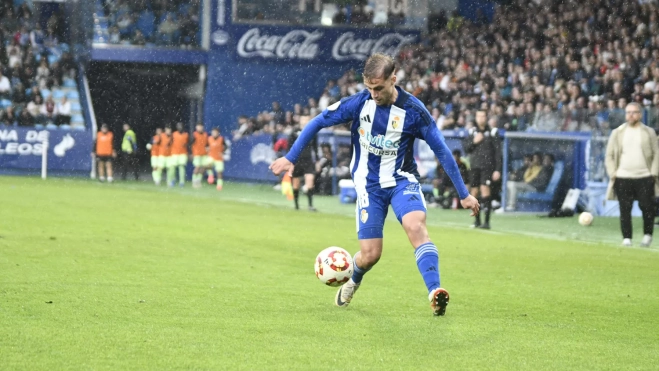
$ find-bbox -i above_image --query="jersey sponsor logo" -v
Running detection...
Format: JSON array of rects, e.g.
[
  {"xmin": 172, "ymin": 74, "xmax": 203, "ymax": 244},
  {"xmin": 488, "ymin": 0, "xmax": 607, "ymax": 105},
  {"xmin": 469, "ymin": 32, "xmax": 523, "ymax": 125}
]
[
  {"xmin": 237, "ymin": 28, "xmax": 322, "ymax": 60},
  {"xmin": 403, "ymin": 182, "xmax": 419, "ymax": 195},
  {"xmin": 357, "ymin": 126, "xmax": 400, "ymax": 156},
  {"xmin": 332, "ymin": 32, "xmax": 417, "ymax": 61}
]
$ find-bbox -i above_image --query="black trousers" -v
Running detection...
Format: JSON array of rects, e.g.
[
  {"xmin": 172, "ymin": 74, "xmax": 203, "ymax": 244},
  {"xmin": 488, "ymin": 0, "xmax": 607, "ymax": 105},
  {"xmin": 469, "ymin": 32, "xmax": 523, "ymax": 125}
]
[
  {"xmin": 119, "ymin": 152, "xmax": 139, "ymax": 181},
  {"xmin": 614, "ymin": 177, "xmax": 655, "ymax": 239}
]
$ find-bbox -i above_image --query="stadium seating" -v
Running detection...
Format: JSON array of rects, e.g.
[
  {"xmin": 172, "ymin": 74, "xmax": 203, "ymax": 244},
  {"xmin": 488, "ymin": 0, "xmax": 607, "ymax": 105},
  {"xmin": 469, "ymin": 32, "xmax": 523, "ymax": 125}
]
[{"xmin": 517, "ymin": 161, "xmax": 565, "ymax": 209}]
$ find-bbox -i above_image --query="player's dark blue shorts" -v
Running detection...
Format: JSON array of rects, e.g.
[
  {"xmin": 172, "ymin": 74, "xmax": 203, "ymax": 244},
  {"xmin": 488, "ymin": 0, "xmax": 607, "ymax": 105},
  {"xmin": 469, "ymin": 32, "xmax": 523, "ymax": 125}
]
[{"xmin": 355, "ymin": 181, "xmax": 427, "ymax": 240}]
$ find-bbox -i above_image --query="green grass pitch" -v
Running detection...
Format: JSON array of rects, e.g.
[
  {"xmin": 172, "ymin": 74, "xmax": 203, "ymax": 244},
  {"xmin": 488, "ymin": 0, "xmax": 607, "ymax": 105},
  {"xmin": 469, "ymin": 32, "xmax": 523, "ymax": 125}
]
[{"xmin": 1, "ymin": 177, "xmax": 658, "ymax": 370}]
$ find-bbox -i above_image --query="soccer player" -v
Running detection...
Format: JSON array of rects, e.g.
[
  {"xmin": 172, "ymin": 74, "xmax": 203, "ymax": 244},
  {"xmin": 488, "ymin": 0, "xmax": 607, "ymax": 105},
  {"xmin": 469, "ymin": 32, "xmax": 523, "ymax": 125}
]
[
  {"xmin": 172, "ymin": 122, "xmax": 189, "ymax": 187},
  {"xmin": 160, "ymin": 126, "xmax": 175, "ymax": 187},
  {"xmin": 147, "ymin": 127, "xmax": 163, "ymax": 185},
  {"xmin": 270, "ymin": 54, "xmax": 479, "ymax": 316},
  {"xmin": 288, "ymin": 122, "xmax": 318, "ymax": 211},
  {"xmin": 191, "ymin": 123, "xmax": 209, "ymax": 189},
  {"xmin": 462, "ymin": 110, "xmax": 501, "ymax": 229},
  {"xmin": 93, "ymin": 123, "xmax": 116, "ymax": 183},
  {"xmin": 207, "ymin": 127, "xmax": 225, "ymax": 191}
]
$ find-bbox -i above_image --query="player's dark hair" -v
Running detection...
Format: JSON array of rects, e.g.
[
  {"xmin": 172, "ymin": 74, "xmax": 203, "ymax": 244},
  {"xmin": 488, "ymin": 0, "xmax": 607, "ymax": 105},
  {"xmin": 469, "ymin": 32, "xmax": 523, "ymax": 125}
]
[
  {"xmin": 212, "ymin": 127, "xmax": 220, "ymax": 132},
  {"xmin": 363, "ymin": 53, "xmax": 396, "ymax": 80},
  {"xmin": 452, "ymin": 149, "xmax": 461, "ymax": 156}
]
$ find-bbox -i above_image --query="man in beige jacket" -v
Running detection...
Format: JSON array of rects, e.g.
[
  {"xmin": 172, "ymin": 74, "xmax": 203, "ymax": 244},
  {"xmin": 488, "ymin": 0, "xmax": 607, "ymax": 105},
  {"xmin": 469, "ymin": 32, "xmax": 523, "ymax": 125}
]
[{"xmin": 605, "ymin": 102, "xmax": 659, "ymax": 247}]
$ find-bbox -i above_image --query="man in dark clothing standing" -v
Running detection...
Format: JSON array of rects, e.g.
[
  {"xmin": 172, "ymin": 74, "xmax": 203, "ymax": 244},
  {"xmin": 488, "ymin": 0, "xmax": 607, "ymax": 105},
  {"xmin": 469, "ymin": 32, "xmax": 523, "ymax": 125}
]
[{"xmin": 463, "ymin": 110, "xmax": 502, "ymax": 229}]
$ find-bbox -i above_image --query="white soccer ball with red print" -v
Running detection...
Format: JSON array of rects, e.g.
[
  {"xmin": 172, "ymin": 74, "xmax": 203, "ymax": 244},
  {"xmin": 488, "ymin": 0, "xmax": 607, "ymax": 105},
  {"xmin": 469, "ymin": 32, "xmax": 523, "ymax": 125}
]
[{"xmin": 314, "ymin": 247, "xmax": 354, "ymax": 287}]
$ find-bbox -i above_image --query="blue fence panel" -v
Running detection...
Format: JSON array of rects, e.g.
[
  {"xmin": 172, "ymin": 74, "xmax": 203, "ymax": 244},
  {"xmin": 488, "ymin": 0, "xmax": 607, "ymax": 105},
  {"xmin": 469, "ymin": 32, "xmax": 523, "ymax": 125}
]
[{"xmin": 0, "ymin": 127, "xmax": 93, "ymax": 172}]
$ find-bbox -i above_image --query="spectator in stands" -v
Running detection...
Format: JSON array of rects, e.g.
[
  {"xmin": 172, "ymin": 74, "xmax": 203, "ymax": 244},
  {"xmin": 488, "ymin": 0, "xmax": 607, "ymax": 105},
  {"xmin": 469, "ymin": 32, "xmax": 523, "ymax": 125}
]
[
  {"xmin": 0, "ymin": 69, "xmax": 10, "ymax": 99},
  {"xmin": 0, "ymin": 105, "xmax": 17, "ymax": 126},
  {"xmin": 21, "ymin": 65, "xmax": 35, "ymax": 88},
  {"xmin": 271, "ymin": 101, "xmax": 284, "ymax": 125},
  {"xmin": 56, "ymin": 95, "xmax": 71, "ymax": 126},
  {"xmin": 26, "ymin": 94, "xmax": 43, "ymax": 124},
  {"xmin": 608, "ymin": 98, "xmax": 626, "ymax": 130},
  {"xmin": 7, "ymin": 46, "xmax": 21, "ymax": 69},
  {"xmin": 505, "ymin": 153, "xmax": 554, "ymax": 212},
  {"xmin": 35, "ymin": 59, "xmax": 49, "ymax": 89},
  {"xmin": 508, "ymin": 154, "xmax": 533, "ymax": 182},
  {"xmin": 133, "ymin": 29, "xmax": 146, "ymax": 46},
  {"xmin": 158, "ymin": 13, "xmax": 179, "ymax": 45},
  {"xmin": 43, "ymin": 28, "xmax": 58, "ymax": 49},
  {"xmin": 605, "ymin": 102, "xmax": 658, "ymax": 247},
  {"xmin": 11, "ymin": 82, "xmax": 26, "ymax": 107},
  {"xmin": 108, "ymin": 26, "xmax": 121, "ymax": 44},
  {"xmin": 2, "ymin": 7, "xmax": 19, "ymax": 34},
  {"xmin": 17, "ymin": 108, "xmax": 32, "ymax": 127},
  {"xmin": 29, "ymin": 23, "xmax": 44, "ymax": 50},
  {"xmin": 41, "ymin": 95, "xmax": 57, "ymax": 124}
]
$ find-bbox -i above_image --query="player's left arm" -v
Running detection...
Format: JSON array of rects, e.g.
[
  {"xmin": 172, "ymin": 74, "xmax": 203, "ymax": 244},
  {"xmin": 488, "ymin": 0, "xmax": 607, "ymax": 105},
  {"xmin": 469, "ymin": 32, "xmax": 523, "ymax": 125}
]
[{"xmin": 415, "ymin": 109, "xmax": 469, "ymax": 200}]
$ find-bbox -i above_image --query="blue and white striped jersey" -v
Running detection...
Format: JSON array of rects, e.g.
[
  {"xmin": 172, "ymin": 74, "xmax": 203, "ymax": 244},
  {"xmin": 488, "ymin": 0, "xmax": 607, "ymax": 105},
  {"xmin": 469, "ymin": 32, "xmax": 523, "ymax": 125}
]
[{"xmin": 285, "ymin": 86, "xmax": 469, "ymax": 199}]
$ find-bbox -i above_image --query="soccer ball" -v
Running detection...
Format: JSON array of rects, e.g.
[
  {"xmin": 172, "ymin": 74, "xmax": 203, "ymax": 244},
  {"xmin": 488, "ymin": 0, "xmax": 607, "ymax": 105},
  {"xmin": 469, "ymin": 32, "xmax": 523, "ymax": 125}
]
[
  {"xmin": 578, "ymin": 212, "xmax": 594, "ymax": 226},
  {"xmin": 314, "ymin": 247, "xmax": 353, "ymax": 287}
]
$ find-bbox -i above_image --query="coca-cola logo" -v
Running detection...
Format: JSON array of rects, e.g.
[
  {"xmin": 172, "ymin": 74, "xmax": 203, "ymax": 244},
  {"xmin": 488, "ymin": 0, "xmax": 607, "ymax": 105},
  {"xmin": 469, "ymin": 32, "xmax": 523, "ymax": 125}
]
[
  {"xmin": 237, "ymin": 28, "xmax": 322, "ymax": 60},
  {"xmin": 332, "ymin": 32, "xmax": 417, "ymax": 61}
]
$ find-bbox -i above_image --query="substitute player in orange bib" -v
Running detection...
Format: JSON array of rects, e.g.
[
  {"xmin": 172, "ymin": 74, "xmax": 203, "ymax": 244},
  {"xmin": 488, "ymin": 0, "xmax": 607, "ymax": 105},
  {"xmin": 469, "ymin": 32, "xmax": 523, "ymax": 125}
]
[
  {"xmin": 171, "ymin": 122, "xmax": 189, "ymax": 187},
  {"xmin": 206, "ymin": 127, "xmax": 225, "ymax": 191},
  {"xmin": 191, "ymin": 123, "xmax": 209, "ymax": 189}
]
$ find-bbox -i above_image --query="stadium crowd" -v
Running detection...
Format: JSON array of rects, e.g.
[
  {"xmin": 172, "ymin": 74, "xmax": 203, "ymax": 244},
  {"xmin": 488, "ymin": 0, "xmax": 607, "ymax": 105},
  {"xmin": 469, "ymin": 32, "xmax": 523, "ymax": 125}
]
[
  {"xmin": 0, "ymin": 1, "xmax": 80, "ymax": 128},
  {"xmin": 98, "ymin": 0, "xmax": 201, "ymax": 47},
  {"xmin": 234, "ymin": 0, "xmax": 659, "ymax": 140}
]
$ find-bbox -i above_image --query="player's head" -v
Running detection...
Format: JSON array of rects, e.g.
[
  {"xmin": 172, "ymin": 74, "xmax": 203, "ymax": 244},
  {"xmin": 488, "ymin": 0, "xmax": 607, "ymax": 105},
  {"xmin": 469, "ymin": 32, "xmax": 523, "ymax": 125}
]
[
  {"xmin": 195, "ymin": 123, "xmax": 204, "ymax": 132},
  {"xmin": 523, "ymin": 153, "xmax": 532, "ymax": 164},
  {"xmin": 155, "ymin": 127, "xmax": 163, "ymax": 134},
  {"xmin": 176, "ymin": 122, "xmax": 184, "ymax": 132},
  {"xmin": 165, "ymin": 126, "xmax": 172, "ymax": 134},
  {"xmin": 363, "ymin": 53, "xmax": 397, "ymax": 106},
  {"xmin": 452, "ymin": 149, "xmax": 461, "ymax": 161},
  {"xmin": 123, "ymin": 123, "xmax": 130, "ymax": 132},
  {"xmin": 533, "ymin": 152, "xmax": 542, "ymax": 164},
  {"xmin": 211, "ymin": 127, "xmax": 220, "ymax": 137},
  {"xmin": 100, "ymin": 123, "xmax": 108, "ymax": 133},
  {"xmin": 475, "ymin": 110, "xmax": 487, "ymax": 127}
]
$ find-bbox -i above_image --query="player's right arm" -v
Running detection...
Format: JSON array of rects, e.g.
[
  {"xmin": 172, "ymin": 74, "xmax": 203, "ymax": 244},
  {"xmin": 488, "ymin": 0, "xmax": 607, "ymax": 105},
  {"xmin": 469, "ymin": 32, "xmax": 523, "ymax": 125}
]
[{"xmin": 271, "ymin": 95, "xmax": 361, "ymax": 175}]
